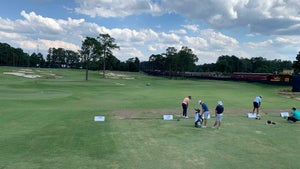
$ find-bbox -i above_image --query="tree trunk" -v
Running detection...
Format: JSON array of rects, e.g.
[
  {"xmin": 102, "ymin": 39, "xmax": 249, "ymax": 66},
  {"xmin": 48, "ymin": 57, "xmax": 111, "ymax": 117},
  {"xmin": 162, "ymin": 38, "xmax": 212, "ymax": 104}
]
[
  {"xmin": 103, "ymin": 47, "xmax": 106, "ymax": 78},
  {"xmin": 85, "ymin": 67, "xmax": 89, "ymax": 81},
  {"xmin": 85, "ymin": 61, "xmax": 89, "ymax": 81}
]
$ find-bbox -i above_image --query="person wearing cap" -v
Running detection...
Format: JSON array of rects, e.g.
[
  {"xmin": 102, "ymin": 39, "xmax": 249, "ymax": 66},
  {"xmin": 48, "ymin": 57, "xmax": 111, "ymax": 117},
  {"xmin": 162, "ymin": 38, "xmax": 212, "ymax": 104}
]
[
  {"xmin": 252, "ymin": 95, "xmax": 262, "ymax": 117},
  {"xmin": 182, "ymin": 96, "xmax": 191, "ymax": 118},
  {"xmin": 199, "ymin": 100, "xmax": 210, "ymax": 128},
  {"xmin": 212, "ymin": 101, "xmax": 224, "ymax": 129},
  {"xmin": 287, "ymin": 107, "xmax": 300, "ymax": 123}
]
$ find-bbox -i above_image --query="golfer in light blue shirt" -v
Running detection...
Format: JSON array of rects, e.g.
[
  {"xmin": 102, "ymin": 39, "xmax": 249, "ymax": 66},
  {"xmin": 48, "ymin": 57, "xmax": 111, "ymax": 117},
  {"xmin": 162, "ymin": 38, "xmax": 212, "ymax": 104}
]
[{"xmin": 252, "ymin": 96, "xmax": 262, "ymax": 116}]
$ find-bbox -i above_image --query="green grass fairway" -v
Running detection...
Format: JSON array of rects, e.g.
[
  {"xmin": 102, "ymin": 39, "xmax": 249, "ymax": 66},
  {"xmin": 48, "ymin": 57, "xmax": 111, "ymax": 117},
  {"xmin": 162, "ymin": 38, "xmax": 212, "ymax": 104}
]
[{"xmin": 0, "ymin": 67, "xmax": 299, "ymax": 169}]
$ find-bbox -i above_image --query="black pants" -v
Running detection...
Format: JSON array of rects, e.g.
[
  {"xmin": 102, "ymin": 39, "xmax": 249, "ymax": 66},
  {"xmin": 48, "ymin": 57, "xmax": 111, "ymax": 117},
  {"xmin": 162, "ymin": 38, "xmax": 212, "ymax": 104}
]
[
  {"xmin": 182, "ymin": 103, "xmax": 187, "ymax": 117},
  {"xmin": 287, "ymin": 116, "xmax": 298, "ymax": 122}
]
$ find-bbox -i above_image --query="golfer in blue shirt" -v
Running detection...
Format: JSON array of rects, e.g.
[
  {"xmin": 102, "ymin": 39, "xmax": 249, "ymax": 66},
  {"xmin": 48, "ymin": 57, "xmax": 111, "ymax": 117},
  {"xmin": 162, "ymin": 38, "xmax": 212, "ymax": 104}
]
[{"xmin": 199, "ymin": 100, "xmax": 210, "ymax": 128}]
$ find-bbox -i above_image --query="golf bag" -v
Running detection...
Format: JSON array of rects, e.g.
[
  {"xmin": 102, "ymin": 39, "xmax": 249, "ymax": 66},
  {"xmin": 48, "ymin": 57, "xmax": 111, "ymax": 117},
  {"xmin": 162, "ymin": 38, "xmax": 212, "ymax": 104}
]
[{"xmin": 194, "ymin": 109, "xmax": 203, "ymax": 128}]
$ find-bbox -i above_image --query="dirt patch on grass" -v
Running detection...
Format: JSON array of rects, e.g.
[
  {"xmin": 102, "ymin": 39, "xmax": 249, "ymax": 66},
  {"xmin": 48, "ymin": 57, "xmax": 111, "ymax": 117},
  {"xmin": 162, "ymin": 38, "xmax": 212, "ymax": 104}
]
[
  {"xmin": 110, "ymin": 108, "xmax": 288, "ymax": 119},
  {"xmin": 277, "ymin": 89, "xmax": 300, "ymax": 100},
  {"xmin": 111, "ymin": 109, "xmax": 179, "ymax": 120}
]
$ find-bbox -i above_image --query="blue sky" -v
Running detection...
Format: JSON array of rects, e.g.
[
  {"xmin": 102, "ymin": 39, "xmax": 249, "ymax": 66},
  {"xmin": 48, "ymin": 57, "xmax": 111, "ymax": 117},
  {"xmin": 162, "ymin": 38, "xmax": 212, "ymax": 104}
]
[{"xmin": 0, "ymin": 0, "xmax": 299, "ymax": 64}]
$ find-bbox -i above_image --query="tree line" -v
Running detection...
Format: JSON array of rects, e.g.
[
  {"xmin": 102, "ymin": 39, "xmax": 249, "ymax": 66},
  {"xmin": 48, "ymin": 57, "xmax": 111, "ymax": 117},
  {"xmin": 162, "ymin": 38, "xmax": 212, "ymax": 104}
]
[
  {"xmin": 1, "ymin": 33, "xmax": 300, "ymax": 76},
  {"xmin": 140, "ymin": 46, "xmax": 199, "ymax": 77},
  {"xmin": 140, "ymin": 48, "xmax": 300, "ymax": 75},
  {"xmin": 0, "ymin": 34, "xmax": 140, "ymax": 76},
  {"xmin": 197, "ymin": 55, "xmax": 293, "ymax": 74}
]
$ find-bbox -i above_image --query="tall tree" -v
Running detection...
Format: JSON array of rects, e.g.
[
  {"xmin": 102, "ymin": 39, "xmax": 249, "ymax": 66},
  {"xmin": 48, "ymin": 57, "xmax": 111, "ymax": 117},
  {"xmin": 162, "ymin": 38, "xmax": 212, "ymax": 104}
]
[
  {"xmin": 80, "ymin": 37, "xmax": 99, "ymax": 81},
  {"xmin": 252, "ymin": 57, "xmax": 273, "ymax": 72},
  {"xmin": 97, "ymin": 33, "xmax": 120, "ymax": 78},
  {"xmin": 216, "ymin": 55, "xmax": 241, "ymax": 73},
  {"xmin": 126, "ymin": 57, "xmax": 140, "ymax": 72},
  {"xmin": 292, "ymin": 51, "xmax": 300, "ymax": 74},
  {"xmin": 149, "ymin": 54, "xmax": 166, "ymax": 71},
  {"xmin": 100, "ymin": 52, "xmax": 121, "ymax": 70},
  {"xmin": 30, "ymin": 52, "xmax": 45, "ymax": 67},
  {"xmin": 0, "ymin": 42, "xmax": 30, "ymax": 66},
  {"xmin": 65, "ymin": 50, "xmax": 80, "ymax": 68},
  {"xmin": 46, "ymin": 48, "xmax": 63, "ymax": 68},
  {"xmin": 177, "ymin": 46, "xmax": 198, "ymax": 76},
  {"xmin": 165, "ymin": 47, "xmax": 177, "ymax": 77}
]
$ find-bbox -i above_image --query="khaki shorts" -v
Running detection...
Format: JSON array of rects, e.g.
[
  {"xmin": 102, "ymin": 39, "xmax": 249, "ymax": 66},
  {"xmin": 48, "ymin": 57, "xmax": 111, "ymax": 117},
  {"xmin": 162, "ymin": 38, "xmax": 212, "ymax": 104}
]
[
  {"xmin": 203, "ymin": 111, "xmax": 210, "ymax": 119},
  {"xmin": 215, "ymin": 113, "xmax": 223, "ymax": 121}
]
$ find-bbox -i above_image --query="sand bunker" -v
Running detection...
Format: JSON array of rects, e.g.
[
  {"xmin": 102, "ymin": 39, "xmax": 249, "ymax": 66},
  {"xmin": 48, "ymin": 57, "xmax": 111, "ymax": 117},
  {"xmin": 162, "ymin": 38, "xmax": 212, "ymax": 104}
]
[
  {"xmin": 104, "ymin": 72, "xmax": 135, "ymax": 79},
  {"xmin": 3, "ymin": 69, "xmax": 63, "ymax": 79},
  {"xmin": 3, "ymin": 72, "xmax": 41, "ymax": 78}
]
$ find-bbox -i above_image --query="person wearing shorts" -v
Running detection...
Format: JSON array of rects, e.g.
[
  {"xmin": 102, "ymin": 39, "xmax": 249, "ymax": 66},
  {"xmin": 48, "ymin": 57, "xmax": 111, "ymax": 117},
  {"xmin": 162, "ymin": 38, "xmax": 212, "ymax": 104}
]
[
  {"xmin": 182, "ymin": 96, "xmax": 191, "ymax": 118},
  {"xmin": 252, "ymin": 96, "xmax": 262, "ymax": 117},
  {"xmin": 199, "ymin": 100, "xmax": 210, "ymax": 128},
  {"xmin": 212, "ymin": 101, "xmax": 224, "ymax": 129}
]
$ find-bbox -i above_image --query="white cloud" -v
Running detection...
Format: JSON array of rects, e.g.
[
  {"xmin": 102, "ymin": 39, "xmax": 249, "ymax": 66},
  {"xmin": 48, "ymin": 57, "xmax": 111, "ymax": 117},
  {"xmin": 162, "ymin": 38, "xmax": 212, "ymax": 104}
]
[
  {"xmin": 200, "ymin": 29, "xmax": 239, "ymax": 48},
  {"xmin": 16, "ymin": 39, "xmax": 81, "ymax": 54},
  {"xmin": 160, "ymin": 0, "xmax": 300, "ymax": 35},
  {"xmin": 111, "ymin": 28, "xmax": 144, "ymax": 45},
  {"xmin": 160, "ymin": 32, "xmax": 180, "ymax": 43},
  {"xmin": 0, "ymin": 11, "xmax": 86, "ymax": 54},
  {"xmin": 183, "ymin": 36, "xmax": 208, "ymax": 49},
  {"xmin": 181, "ymin": 24, "xmax": 199, "ymax": 32},
  {"xmin": 0, "ymin": 18, "xmax": 14, "ymax": 31},
  {"xmin": 39, "ymin": 39, "xmax": 80, "ymax": 51},
  {"xmin": 74, "ymin": 0, "xmax": 162, "ymax": 18},
  {"xmin": 73, "ymin": 0, "xmax": 300, "ymax": 36},
  {"xmin": 74, "ymin": 0, "xmax": 300, "ymax": 36},
  {"xmin": 20, "ymin": 10, "xmax": 62, "ymax": 32},
  {"xmin": 275, "ymin": 36, "xmax": 299, "ymax": 45},
  {"xmin": 246, "ymin": 40, "xmax": 273, "ymax": 49},
  {"xmin": 18, "ymin": 40, "xmax": 38, "ymax": 50},
  {"xmin": 0, "ymin": 31, "xmax": 23, "ymax": 40},
  {"xmin": 70, "ymin": 0, "xmax": 300, "ymax": 63},
  {"xmin": 1, "ymin": 2, "xmax": 300, "ymax": 64},
  {"xmin": 242, "ymin": 35, "xmax": 300, "ymax": 61},
  {"xmin": 196, "ymin": 50, "xmax": 221, "ymax": 64},
  {"xmin": 114, "ymin": 47, "xmax": 145, "ymax": 61},
  {"xmin": 170, "ymin": 29, "xmax": 187, "ymax": 34},
  {"xmin": 147, "ymin": 45, "xmax": 157, "ymax": 52}
]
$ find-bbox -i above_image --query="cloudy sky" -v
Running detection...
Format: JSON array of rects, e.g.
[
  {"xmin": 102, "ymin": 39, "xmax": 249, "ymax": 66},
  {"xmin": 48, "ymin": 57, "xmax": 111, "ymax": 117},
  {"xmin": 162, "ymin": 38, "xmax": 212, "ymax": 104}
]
[{"xmin": 0, "ymin": 0, "xmax": 299, "ymax": 64}]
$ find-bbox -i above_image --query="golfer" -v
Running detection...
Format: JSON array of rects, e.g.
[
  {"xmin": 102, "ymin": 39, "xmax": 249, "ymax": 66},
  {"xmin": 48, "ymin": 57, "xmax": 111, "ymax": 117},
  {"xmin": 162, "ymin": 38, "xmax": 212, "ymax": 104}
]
[
  {"xmin": 287, "ymin": 107, "xmax": 300, "ymax": 123},
  {"xmin": 182, "ymin": 96, "xmax": 191, "ymax": 118},
  {"xmin": 212, "ymin": 101, "xmax": 224, "ymax": 129},
  {"xmin": 199, "ymin": 100, "xmax": 210, "ymax": 128},
  {"xmin": 252, "ymin": 96, "xmax": 262, "ymax": 117}
]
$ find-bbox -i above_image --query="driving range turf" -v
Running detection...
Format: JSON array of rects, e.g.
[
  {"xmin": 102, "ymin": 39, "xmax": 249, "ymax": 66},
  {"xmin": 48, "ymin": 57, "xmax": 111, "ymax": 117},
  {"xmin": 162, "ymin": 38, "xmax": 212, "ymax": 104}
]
[{"xmin": 0, "ymin": 66, "xmax": 299, "ymax": 169}]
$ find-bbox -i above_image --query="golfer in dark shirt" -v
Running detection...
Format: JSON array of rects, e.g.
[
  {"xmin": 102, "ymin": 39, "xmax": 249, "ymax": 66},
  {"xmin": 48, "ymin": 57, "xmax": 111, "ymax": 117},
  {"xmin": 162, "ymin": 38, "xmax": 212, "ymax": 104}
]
[{"xmin": 212, "ymin": 101, "xmax": 224, "ymax": 129}]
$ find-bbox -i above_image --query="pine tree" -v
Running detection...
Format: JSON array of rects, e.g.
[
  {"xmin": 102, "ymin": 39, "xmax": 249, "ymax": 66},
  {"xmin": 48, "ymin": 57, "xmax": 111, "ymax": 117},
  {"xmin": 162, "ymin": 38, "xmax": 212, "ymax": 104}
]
[{"xmin": 292, "ymin": 51, "xmax": 300, "ymax": 74}]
